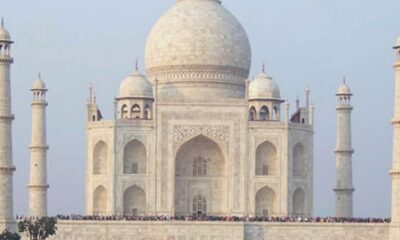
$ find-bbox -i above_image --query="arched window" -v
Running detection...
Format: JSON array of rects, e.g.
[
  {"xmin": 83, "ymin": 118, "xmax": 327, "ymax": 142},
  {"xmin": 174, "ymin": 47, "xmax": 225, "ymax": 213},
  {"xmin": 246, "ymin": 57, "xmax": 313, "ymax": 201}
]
[
  {"xmin": 255, "ymin": 141, "xmax": 278, "ymax": 176},
  {"xmin": 192, "ymin": 194, "xmax": 207, "ymax": 216},
  {"xmin": 131, "ymin": 104, "xmax": 141, "ymax": 119},
  {"xmin": 93, "ymin": 185, "xmax": 108, "ymax": 215},
  {"xmin": 93, "ymin": 141, "xmax": 108, "ymax": 175},
  {"xmin": 260, "ymin": 106, "xmax": 270, "ymax": 121},
  {"xmin": 4, "ymin": 44, "xmax": 10, "ymax": 56},
  {"xmin": 123, "ymin": 140, "xmax": 147, "ymax": 174},
  {"xmin": 193, "ymin": 157, "xmax": 208, "ymax": 176},
  {"xmin": 123, "ymin": 185, "xmax": 146, "ymax": 216},
  {"xmin": 293, "ymin": 143, "xmax": 307, "ymax": 177},
  {"xmin": 121, "ymin": 105, "xmax": 128, "ymax": 119},
  {"xmin": 255, "ymin": 186, "xmax": 277, "ymax": 217},
  {"xmin": 144, "ymin": 105, "xmax": 152, "ymax": 120},
  {"xmin": 249, "ymin": 107, "xmax": 257, "ymax": 121},
  {"xmin": 292, "ymin": 188, "xmax": 306, "ymax": 216}
]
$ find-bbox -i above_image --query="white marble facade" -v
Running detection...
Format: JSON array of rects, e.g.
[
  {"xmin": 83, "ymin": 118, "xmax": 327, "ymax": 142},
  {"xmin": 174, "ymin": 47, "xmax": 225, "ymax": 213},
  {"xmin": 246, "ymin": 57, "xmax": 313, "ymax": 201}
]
[
  {"xmin": 85, "ymin": 0, "xmax": 314, "ymax": 218},
  {"xmin": 2, "ymin": 1, "xmax": 400, "ymax": 240}
]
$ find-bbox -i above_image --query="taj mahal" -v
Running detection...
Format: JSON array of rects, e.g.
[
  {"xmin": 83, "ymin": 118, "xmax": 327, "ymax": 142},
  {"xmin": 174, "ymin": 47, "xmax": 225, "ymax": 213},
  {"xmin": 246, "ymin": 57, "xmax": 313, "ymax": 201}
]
[{"xmin": 0, "ymin": 0, "xmax": 400, "ymax": 239}]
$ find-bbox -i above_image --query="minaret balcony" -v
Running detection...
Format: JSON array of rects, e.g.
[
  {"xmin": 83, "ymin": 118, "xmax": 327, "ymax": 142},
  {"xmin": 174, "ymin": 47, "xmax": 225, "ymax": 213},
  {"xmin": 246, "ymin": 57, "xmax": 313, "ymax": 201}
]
[
  {"xmin": 390, "ymin": 170, "xmax": 400, "ymax": 177},
  {"xmin": 0, "ymin": 55, "xmax": 13, "ymax": 63},
  {"xmin": 333, "ymin": 187, "xmax": 355, "ymax": 193},
  {"xmin": 0, "ymin": 166, "xmax": 16, "ymax": 174},
  {"xmin": 0, "ymin": 114, "xmax": 15, "ymax": 121}
]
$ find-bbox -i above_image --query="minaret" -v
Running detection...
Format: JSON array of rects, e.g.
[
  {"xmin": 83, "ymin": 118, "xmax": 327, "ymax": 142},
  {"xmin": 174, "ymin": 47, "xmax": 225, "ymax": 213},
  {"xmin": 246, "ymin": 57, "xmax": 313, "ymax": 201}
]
[
  {"xmin": 87, "ymin": 83, "xmax": 102, "ymax": 122},
  {"xmin": 28, "ymin": 74, "xmax": 49, "ymax": 217},
  {"xmin": 391, "ymin": 37, "xmax": 400, "ymax": 225},
  {"xmin": 0, "ymin": 18, "xmax": 16, "ymax": 230},
  {"xmin": 334, "ymin": 80, "xmax": 355, "ymax": 218},
  {"xmin": 305, "ymin": 86, "xmax": 310, "ymax": 124},
  {"xmin": 305, "ymin": 86, "xmax": 310, "ymax": 110}
]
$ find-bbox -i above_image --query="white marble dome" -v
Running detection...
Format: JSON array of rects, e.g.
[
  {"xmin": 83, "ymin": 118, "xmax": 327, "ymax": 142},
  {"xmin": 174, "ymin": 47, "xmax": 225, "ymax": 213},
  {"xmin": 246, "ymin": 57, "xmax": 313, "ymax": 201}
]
[
  {"xmin": 249, "ymin": 72, "xmax": 281, "ymax": 100},
  {"xmin": 119, "ymin": 70, "xmax": 153, "ymax": 99},
  {"xmin": 0, "ymin": 26, "xmax": 11, "ymax": 41},
  {"xmin": 337, "ymin": 82, "xmax": 352, "ymax": 95},
  {"xmin": 145, "ymin": 0, "xmax": 252, "ymax": 99},
  {"xmin": 32, "ymin": 78, "xmax": 46, "ymax": 90}
]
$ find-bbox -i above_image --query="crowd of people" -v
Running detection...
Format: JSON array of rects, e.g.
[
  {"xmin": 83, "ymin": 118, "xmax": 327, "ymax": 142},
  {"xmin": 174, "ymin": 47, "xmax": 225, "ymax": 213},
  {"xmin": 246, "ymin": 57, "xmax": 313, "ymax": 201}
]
[{"xmin": 40, "ymin": 214, "xmax": 390, "ymax": 224}]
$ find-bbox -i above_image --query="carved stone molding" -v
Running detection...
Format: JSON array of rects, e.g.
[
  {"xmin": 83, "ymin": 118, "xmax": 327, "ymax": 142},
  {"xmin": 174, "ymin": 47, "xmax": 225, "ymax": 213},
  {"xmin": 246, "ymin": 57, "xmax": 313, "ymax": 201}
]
[
  {"xmin": 254, "ymin": 182, "xmax": 279, "ymax": 194},
  {"xmin": 0, "ymin": 166, "xmax": 16, "ymax": 174},
  {"xmin": 173, "ymin": 125, "xmax": 229, "ymax": 151},
  {"xmin": 333, "ymin": 188, "xmax": 355, "ymax": 193},
  {"xmin": 28, "ymin": 184, "xmax": 49, "ymax": 189},
  {"xmin": 122, "ymin": 181, "xmax": 146, "ymax": 192},
  {"xmin": 147, "ymin": 65, "xmax": 249, "ymax": 84},
  {"xmin": 390, "ymin": 170, "xmax": 400, "ymax": 177},
  {"xmin": 0, "ymin": 57, "xmax": 13, "ymax": 63},
  {"xmin": 0, "ymin": 114, "xmax": 15, "ymax": 121},
  {"xmin": 29, "ymin": 145, "xmax": 49, "ymax": 150}
]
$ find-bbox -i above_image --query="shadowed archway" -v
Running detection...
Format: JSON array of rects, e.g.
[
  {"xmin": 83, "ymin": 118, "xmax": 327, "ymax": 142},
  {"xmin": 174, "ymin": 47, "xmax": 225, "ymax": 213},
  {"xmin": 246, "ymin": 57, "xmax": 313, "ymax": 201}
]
[
  {"xmin": 255, "ymin": 186, "xmax": 277, "ymax": 217},
  {"xmin": 123, "ymin": 185, "xmax": 146, "ymax": 216},
  {"xmin": 175, "ymin": 135, "xmax": 227, "ymax": 216},
  {"xmin": 93, "ymin": 185, "xmax": 108, "ymax": 215}
]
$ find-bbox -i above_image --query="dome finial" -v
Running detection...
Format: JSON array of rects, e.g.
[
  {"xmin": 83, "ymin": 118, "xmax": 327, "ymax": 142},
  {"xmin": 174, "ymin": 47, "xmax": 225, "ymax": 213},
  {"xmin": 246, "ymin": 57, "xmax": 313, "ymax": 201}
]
[
  {"xmin": 135, "ymin": 59, "xmax": 139, "ymax": 71},
  {"xmin": 38, "ymin": 71, "xmax": 42, "ymax": 80},
  {"xmin": 1, "ymin": 18, "xmax": 4, "ymax": 28},
  {"xmin": 262, "ymin": 62, "xmax": 266, "ymax": 73},
  {"xmin": 343, "ymin": 76, "xmax": 346, "ymax": 84}
]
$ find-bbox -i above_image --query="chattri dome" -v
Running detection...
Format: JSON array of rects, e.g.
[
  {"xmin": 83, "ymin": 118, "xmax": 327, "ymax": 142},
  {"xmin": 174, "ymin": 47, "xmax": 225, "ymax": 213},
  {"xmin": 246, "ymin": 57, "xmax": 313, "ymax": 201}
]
[
  {"xmin": 145, "ymin": 0, "xmax": 252, "ymax": 99},
  {"xmin": 32, "ymin": 78, "xmax": 46, "ymax": 90},
  {"xmin": 0, "ymin": 19, "xmax": 11, "ymax": 42},
  {"xmin": 119, "ymin": 70, "xmax": 153, "ymax": 99},
  {"xmin": 249, "ymin": 72, "xmax": 281, "ymax": 100},
  {"xmin": 337, "ymin": 82, "xmax": 352, "ymax": 95}
]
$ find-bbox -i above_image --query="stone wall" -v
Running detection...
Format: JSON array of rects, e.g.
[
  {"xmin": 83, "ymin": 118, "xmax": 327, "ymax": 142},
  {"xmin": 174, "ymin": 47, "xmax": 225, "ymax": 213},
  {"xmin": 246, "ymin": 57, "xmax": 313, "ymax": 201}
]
[
  {"xmin": 245, "ymin": 222, "xmax": 389, "ymax": 240},
  {"xmin": 30, "ymin": 221, "xmax": 391, "ymax": 240},
  {"xmin": 46, "ymin": 221, "xmax": 244, "ymax": 240}
]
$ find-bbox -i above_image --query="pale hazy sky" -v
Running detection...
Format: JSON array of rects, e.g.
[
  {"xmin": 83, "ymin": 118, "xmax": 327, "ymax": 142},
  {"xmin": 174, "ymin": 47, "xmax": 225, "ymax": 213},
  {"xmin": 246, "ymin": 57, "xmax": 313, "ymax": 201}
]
[{"xmin": 2, "ymin": 0, "xmax": 399, "ymax": 217}]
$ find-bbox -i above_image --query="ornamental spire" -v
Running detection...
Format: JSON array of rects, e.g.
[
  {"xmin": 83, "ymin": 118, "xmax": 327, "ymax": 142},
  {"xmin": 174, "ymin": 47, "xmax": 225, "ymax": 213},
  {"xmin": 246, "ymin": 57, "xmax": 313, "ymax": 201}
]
[
  {"xmin": 88, "ymin": 82, "xmax": 94, "ymax": 104},
  {"xmin": 1, "ymin": 18, "xmax": 3, "ymax": 28}
]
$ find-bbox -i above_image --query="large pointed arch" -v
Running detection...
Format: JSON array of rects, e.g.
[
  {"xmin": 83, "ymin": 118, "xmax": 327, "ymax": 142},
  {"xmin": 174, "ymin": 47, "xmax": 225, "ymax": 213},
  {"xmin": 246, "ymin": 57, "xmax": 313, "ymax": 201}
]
[
  {"xmin": 255, "ymin": 186, "xmax": 277, "ymax": 217},
  {"xmin": 175, "ymin": 134, "xmax": 227, "ymax": 216},
  {"xmin": 293, "ymin": 143, "xmax": 307, "ymax": 177},
  {"xmin": 93, "ymin": 141, "xmax": 108, "ymax": 175},
  {"xmin": 123, "ymin": 185, "xmax": 146, "ymax": 216},
  {"xmin": 255, "ymin": 141, "xmax": 278, "ymax": 176},
  {"xmin": 292, "ymin": 187, "xmax": 306, "ymax": 216},
  {"xmin": 123, "ymin": 139, "xmax": 147, "ymax": 174},
  {"xmin": 93, "ymin": 185, "xmax": 108, "ymax": 215}
]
